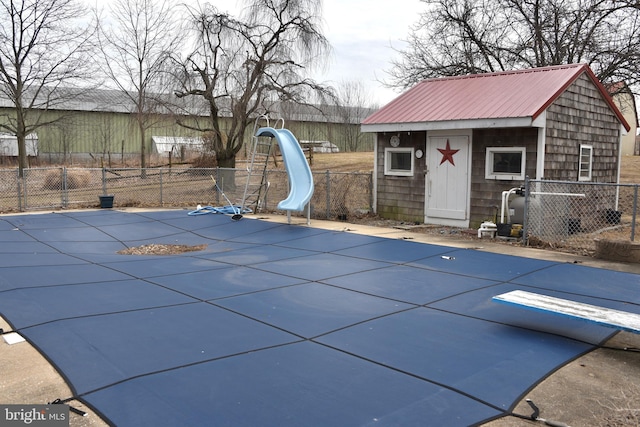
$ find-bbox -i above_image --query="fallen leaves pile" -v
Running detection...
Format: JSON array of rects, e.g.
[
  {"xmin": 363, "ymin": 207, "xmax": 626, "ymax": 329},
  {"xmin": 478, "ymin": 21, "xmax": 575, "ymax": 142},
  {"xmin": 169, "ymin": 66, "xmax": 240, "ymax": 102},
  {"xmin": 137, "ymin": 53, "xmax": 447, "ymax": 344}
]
[{"xmin": 117, "ymin": 244, "xmax": 208, "ymax": 255}]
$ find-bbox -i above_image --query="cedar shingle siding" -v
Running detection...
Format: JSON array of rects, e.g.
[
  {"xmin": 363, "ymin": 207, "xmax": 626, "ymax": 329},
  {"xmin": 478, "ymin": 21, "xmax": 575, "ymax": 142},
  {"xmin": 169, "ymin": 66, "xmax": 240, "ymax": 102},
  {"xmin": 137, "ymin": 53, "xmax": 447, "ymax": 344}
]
[
  {"xmin": 470, "ymin": 127, "xmax": 538, "ymax": 223},
  {"xmin": 376, "ymin": 132, "xmax": 425, "ymax": 222},
  {"xmin": 544, "ymin": 74, "xmax": 620, "ymax": 182}
]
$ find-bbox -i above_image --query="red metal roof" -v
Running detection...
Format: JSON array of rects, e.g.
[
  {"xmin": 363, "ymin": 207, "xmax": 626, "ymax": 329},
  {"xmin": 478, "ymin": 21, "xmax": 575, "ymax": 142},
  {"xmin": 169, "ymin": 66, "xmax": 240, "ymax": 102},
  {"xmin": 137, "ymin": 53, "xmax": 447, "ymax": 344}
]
[{"xmin": 363, "ymin": 64, "xmax": 630, "ymax": 132}]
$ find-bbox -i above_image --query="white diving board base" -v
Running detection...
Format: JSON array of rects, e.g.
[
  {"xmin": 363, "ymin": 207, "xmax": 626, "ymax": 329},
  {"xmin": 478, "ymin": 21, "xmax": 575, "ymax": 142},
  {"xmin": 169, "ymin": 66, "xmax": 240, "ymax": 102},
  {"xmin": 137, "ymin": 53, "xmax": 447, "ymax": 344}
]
[{"xmin": 493, "ymin": 290, "xmax": 640, "ymax": 334}]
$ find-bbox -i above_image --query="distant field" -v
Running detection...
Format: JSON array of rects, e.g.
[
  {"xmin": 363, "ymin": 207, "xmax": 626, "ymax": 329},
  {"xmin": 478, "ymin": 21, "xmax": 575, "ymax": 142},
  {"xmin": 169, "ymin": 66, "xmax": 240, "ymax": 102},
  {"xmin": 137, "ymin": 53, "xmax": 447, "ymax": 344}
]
[
  {"xmin": 308, "ymin": 152, "xmax": 373, "ymax": 173},
  {"xmin": 262, "ymin": 151, "xmax": 374, "ymax": 173}
]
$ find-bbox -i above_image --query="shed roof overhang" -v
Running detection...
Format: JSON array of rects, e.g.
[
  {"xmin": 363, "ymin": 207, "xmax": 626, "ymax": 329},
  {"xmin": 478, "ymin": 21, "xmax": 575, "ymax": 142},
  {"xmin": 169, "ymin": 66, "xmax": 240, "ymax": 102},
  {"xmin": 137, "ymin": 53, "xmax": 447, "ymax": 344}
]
[
  {"xmin": 361, "ymin": 114, "xmax": 546, "ymax": 133},
  {"xmin": 362, "ymin": 64, "xmax": 630, "ymax": 134}
]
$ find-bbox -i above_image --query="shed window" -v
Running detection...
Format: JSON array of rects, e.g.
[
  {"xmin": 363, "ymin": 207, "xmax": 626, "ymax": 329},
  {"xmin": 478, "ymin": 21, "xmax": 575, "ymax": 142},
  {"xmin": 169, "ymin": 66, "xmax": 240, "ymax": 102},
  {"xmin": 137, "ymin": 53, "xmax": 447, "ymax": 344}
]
[
  {"xmin": 384, "ymin": 148, "xmax": 414, "ymax": 176},
  {"xmin": 485, "ymin": 147, "xmax": 526, "ymax": 180},
  {"xmin": 578, "ymin": 144, "xmax": 593, "ymax": 181}
]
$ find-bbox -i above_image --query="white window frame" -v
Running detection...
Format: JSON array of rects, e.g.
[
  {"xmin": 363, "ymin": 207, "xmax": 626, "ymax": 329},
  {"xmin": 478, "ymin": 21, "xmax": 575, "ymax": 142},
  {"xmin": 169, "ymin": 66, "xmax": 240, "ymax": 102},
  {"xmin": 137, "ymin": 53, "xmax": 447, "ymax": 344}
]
[
  {"xmin": 485, "ymin": 147, "xmax": 526, "ymax": 181},
  {"xmin": 578, "ymin": 144, "xmax": 593, "ymax": 181},
  {"xmin": 384, "ymin": 147, "xmax": 414, "ymax": 176}
]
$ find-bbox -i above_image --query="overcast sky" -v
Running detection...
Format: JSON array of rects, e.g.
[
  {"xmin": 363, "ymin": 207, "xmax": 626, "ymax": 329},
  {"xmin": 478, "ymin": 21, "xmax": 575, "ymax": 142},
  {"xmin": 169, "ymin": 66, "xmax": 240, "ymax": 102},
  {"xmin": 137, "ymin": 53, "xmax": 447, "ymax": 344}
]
[
  {"xmin": 316, "ymin": 0, "xmax": 423, "ymax": 105},
  {"xmin": 210, "ymin": 0, "xmax": 425, "ymax": 106}
]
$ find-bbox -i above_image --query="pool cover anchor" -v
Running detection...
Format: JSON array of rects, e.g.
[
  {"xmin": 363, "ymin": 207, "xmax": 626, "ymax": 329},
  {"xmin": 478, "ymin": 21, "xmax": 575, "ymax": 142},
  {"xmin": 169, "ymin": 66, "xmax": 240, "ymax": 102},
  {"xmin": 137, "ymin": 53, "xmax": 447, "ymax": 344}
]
[
  {"xmin": 50, "ymin": 398, "xmax": 87, "ymax": 417},
  {"xmin": 525, "ymin": 399, "xmax": 570, "ymax": 427}
]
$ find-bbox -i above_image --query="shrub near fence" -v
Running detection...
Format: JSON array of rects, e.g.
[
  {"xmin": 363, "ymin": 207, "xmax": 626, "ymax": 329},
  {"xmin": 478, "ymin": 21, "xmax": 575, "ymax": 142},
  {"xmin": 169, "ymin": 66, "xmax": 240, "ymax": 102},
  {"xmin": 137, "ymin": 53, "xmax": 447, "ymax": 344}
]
[
  {"xmin": 524, "ymin": 178, "xmax": 640, "ymax": 254},
  {"xmin": 0, "ymin": 167, "xmax": 374, "ymax": 221}
]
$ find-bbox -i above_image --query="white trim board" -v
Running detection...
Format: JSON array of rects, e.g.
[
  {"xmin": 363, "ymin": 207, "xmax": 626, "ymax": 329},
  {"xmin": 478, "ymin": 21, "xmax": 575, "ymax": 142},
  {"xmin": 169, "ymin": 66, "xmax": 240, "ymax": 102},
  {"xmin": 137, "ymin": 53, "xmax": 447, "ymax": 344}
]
[{"xmin": 493, "ymin": 290, "xmax": 640, "ymax": 334}]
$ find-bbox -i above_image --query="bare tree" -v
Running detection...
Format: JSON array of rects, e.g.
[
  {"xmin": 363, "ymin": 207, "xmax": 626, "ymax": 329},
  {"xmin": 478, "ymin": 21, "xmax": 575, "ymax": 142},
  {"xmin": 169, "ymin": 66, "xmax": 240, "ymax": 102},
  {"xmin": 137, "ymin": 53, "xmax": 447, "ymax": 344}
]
[
  {"xmin": 388, "ymin": 0, "xmax": 640, "ymax": 90},
  {"xmin": 0, "ymin": 0, "xmax": 97, "ymax": 176},
  {"xmin": 333, "ymin": 81, "xmax": 377, "ymax": 152},
  {"xmin": 172, "ymin": 0, "xmax": 331, "ymax": 171},
  {"xmin": 97, "ymin": 0, "xmax": 182, "ymax": 172},
  {"xmin": 49, "ymin": 116, "xmax": 77, "ymax": 164},
  {"xmin": 96, "ymin": 114, "xmax": 114, "ymax": 167}
]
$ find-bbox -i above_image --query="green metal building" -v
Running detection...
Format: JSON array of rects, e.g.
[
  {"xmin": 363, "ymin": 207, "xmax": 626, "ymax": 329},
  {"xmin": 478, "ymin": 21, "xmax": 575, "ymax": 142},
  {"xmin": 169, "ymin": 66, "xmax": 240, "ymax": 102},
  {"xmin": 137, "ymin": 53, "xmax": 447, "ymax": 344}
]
[{"xmin": 0, "ymin": 87, "xmax": 374, "ymax": 164}]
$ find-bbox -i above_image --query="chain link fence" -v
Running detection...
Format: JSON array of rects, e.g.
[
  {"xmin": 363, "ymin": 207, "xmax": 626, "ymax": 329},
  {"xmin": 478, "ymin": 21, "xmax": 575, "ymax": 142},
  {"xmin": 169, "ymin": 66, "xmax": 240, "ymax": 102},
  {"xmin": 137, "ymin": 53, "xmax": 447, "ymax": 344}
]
[
  {"xmin": 5, "ymin": 167, "xmax": 640, "ymax": 256},
  {"xmin": 524, "ymin": 178, "xmax": 639, "ymax": 254},
  {"xmin": 0, "ymin": 167, "xmax": 373, "ymax": 221}
]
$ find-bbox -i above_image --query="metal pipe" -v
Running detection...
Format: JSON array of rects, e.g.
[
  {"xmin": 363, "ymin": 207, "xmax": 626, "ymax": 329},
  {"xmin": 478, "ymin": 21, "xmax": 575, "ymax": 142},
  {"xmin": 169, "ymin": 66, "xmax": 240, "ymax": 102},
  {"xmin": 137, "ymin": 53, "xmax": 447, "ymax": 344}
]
[
  {"xmin": 500, "ymin": 187, "xmax": 520, "ymax": 223},
  {"xmin": 530, "ymin": 192, "xmax": 585, "ymax": 197}
]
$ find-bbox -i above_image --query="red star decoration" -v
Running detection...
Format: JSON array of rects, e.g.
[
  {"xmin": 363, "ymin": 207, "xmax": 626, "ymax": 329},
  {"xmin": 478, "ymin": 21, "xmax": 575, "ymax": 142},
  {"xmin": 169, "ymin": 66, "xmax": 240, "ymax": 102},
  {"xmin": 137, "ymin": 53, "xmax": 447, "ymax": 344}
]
[{"xmin": 438, "ymin": 140, "xmax": 460, "ymax": 166}]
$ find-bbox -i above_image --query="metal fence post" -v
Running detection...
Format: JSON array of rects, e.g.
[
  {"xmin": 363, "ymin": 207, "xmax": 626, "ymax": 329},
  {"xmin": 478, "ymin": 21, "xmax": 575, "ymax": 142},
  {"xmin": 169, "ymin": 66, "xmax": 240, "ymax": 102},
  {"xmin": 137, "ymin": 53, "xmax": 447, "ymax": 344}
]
[
  {"xmin": 522, "ymin": 176, "xmax": 530, "ymax": 246},
  {"xmin": 159, "ymin": 168, "xmax": 163, "ymax": 205},
  {"xmin": 17, "ymin": 169, "xmax": 22, "ymax": 211},
  {"xmin": 22, "ymin": 171, "xmax": 28, "ymax": 210},
  {"xmin": 102, "ymin": 168, "xmax": 107, "ymax": 195},
  {"xmin": 215, "ymin": 168, "xmax": 220, "ymax": 206},
  {"xmin": 632, "ymin": 185, "xmax": 638, "ymax": 242},
  {"xmin": 260, "ymin": 168, "xmax": 268, "ymax": 211},
  {"xmin": 369, "ymin": 171, "xmax": 374, "ymax": 213},
  {"xmin": 326, "ymin": 170, "xmax": 330, "ymax": 219},
  {"xmin": 62, "ymin": 167, "xmax": 68, "ymax": 208}
]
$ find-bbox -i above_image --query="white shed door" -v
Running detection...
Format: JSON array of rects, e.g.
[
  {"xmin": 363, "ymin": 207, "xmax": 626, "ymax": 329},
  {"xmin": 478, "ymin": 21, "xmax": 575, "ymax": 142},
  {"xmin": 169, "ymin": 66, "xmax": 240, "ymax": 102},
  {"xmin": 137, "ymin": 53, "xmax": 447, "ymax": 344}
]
[{"xmin": 425, "ymin": 136, "xmax": 470, "ymax": 220}]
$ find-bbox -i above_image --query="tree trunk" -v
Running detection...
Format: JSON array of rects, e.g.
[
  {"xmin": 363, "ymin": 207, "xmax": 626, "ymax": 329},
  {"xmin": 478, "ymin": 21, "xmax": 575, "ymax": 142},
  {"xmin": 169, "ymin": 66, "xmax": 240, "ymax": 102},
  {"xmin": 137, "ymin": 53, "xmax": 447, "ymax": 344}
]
[
  {"xmin": 17, "ymin": 133, "xmax": 27, "ymax": 178},
  {"xmin": 217, "ymin": 152, "xmax": 237, "ymax": 190},
  {"xmin": 140, "ymin": 121, "xmax": 147, "ymax": 178},
  {"xmin": 217, "ymin": 155, "xmax": 236, "ymax": 169}
]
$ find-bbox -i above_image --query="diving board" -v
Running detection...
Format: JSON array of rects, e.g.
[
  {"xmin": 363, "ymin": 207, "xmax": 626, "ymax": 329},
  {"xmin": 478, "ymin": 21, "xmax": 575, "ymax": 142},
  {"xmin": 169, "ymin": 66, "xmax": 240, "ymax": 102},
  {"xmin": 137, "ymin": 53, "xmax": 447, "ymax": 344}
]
[{"xmin": 493, "ymin": 290, "xmax": 640, "ymax": 334}]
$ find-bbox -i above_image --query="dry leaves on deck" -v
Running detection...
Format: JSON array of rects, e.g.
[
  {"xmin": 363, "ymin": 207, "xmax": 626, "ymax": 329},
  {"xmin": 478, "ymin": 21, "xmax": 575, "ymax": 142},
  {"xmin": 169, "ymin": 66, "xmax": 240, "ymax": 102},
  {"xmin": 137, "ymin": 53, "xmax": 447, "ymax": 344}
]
[{"xmin": 117, "ymin": 244, "xmax": 207, "ymax": 255}]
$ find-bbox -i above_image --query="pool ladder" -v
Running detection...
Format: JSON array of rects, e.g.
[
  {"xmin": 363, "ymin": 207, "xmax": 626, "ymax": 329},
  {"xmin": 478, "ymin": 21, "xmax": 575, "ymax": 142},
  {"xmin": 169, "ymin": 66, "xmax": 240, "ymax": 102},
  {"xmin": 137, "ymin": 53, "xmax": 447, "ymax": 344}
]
[{"xmin": 241, "ymin": 116, "xmax": 284, "ymax": 212}]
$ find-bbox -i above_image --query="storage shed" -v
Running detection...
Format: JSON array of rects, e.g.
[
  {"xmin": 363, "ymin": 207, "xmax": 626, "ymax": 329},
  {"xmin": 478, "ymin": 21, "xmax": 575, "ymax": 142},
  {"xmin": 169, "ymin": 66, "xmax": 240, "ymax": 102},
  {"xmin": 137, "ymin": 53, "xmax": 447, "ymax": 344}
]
[
  {"xmin": 151, "ymin": 136, "xmax": 204, "ymax": 158},
  {"xmin": 361, "ymin": 64, "xmax": 631, "ymax": 228},
  {"xmin": 0, "ymin": 133, "xmax": 38, "ymax": 157}
]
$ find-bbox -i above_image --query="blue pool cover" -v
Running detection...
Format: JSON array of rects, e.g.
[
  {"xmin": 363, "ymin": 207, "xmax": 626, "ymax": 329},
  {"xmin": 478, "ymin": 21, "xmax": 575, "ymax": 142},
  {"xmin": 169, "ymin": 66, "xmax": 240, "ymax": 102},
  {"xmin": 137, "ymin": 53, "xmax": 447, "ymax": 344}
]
[{"xmin": 1, "ymin": 210, "xmax": 639, "ymax": 426}]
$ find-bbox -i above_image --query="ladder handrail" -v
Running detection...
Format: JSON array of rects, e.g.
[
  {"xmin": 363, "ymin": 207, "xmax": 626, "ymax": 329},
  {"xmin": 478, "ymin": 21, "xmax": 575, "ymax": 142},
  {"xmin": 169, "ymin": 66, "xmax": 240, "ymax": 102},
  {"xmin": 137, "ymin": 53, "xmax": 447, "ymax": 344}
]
[
  {"xmin": 242, "ymin": 115, "xmax": 281, "ymax": 211},
  {"xmin": 252, "ymin": 114, "xmax": 270, "ymax": 137}
]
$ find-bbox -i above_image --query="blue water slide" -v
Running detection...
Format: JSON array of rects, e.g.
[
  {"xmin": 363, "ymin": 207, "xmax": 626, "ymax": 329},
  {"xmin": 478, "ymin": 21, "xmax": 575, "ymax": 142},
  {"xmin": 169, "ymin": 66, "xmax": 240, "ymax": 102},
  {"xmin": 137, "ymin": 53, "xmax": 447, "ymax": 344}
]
[{"xmin": 255, "ymin": 127, "xmax": 314, "ymax": 212}]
